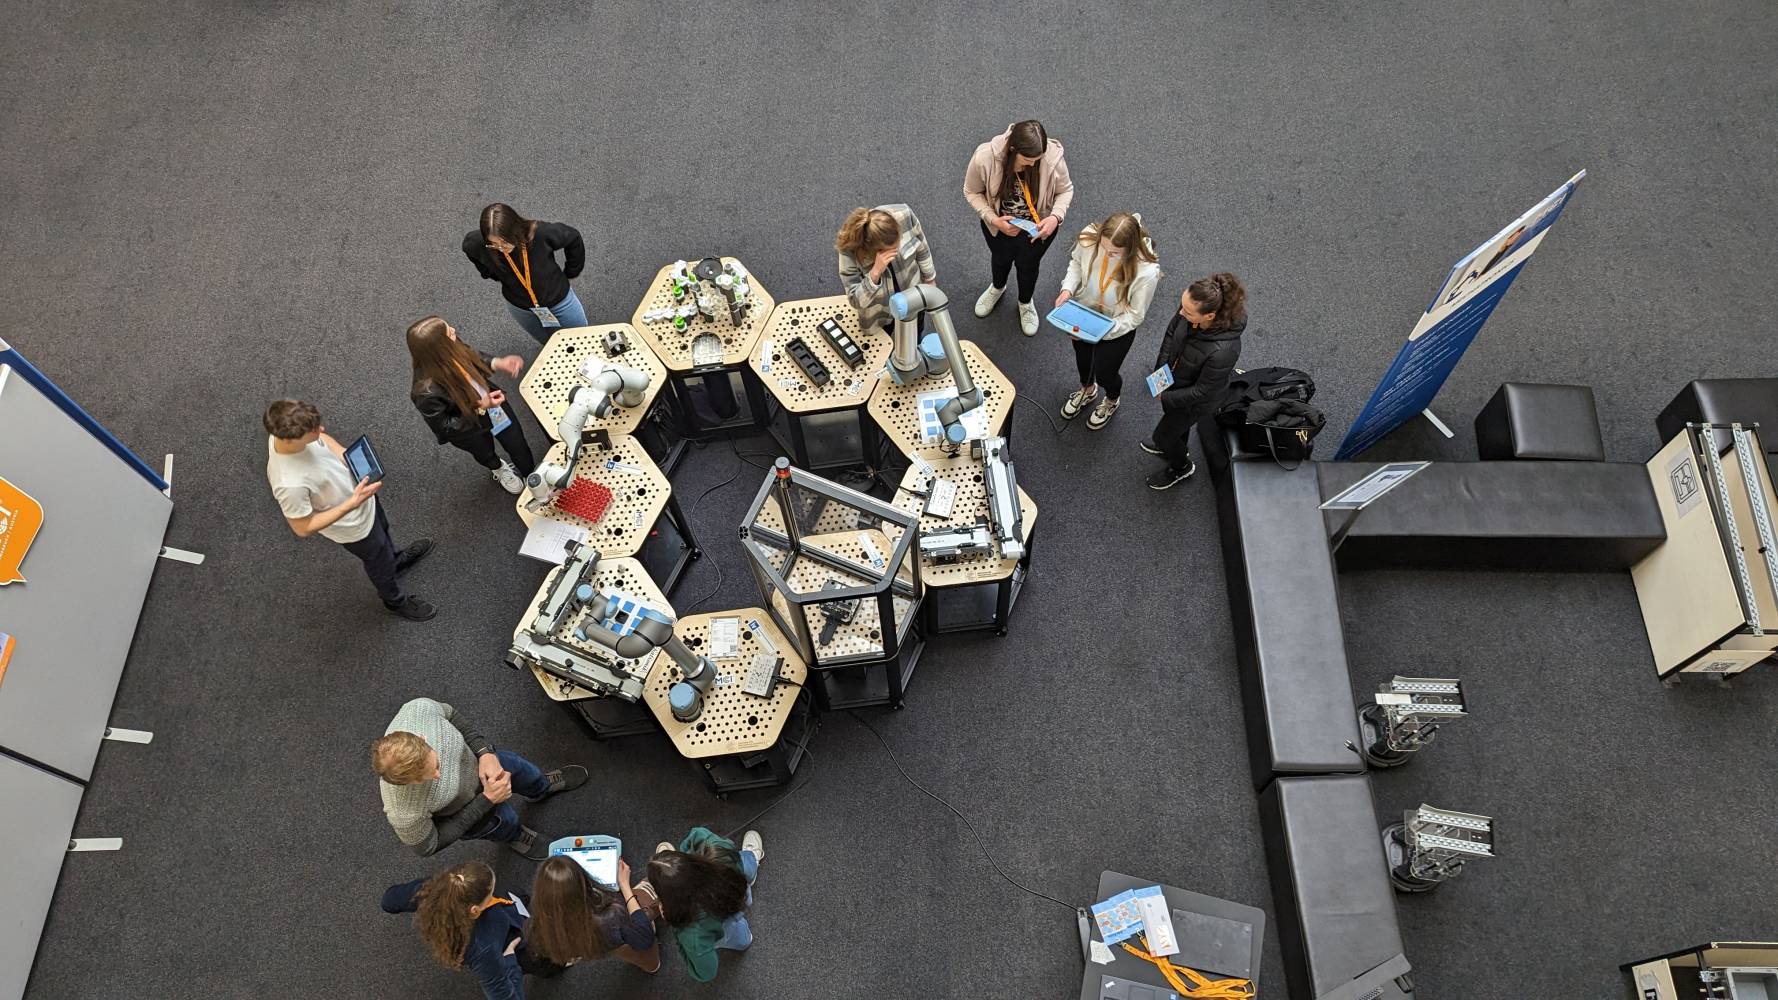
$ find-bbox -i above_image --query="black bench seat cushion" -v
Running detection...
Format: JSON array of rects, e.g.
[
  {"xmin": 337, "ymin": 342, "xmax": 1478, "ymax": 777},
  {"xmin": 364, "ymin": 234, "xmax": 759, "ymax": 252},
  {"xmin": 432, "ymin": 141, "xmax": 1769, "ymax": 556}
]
[
  {"xmin": 1260, "ymin": 774, "xmax": 1411, "ymax": 1000},
  {"xmin": 1317, "ymin": 461, "xmax": 1664, "ymax": 572}
]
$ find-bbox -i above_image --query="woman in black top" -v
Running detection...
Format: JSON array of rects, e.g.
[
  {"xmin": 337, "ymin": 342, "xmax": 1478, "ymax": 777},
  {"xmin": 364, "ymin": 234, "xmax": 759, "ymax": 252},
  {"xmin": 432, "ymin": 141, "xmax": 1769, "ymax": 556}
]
[
  {"xmin": 524, "ymin": 855, "xmax": 661, "ymax": 974},
  {"xmin": 406, "ymin": 315, "xmax": 536, "ymax": 495},
  {"xmin": 461, "ymin": 203, "xmax": 588, "ymax": 345},
  {"xmin": 1141, "ymin": 273, "xmax": 1247, "ymax": 490}
]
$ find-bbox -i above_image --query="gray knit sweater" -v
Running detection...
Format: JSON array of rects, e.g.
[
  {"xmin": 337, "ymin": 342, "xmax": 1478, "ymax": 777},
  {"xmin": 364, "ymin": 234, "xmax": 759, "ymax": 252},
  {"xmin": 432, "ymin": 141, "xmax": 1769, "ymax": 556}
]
[{"xmin": 378, "ymin": 698, "xmax": 495, "ymax": 856}]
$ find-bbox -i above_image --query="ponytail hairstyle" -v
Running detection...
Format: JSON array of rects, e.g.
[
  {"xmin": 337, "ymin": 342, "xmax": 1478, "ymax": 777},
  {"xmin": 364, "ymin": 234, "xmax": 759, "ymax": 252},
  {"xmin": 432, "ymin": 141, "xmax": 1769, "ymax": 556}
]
[
  {"xmin": 525, "ymin": 856, "xmax": 623, "ymax": 966},
  {"xmin": 646, "ymin": 845, "xmax": 749, "ymax": 927},
  {"xmin": 1077, "ymin": 212, "xmax": 1159, "ymax": 306},
  {"xmin": 835, "ymin": 207, "xmax": 901, "ymax": 258},
  {"xmin": 414, "ymin": 862, "xmax": 496, "ymax": 971},
  {"xmin": 406, "ymin": 315, "xmax": 494, "ymax": 418},
  {"xmin": 1186, "ymin": 273, "xmax": 1248, "ymax": 330},
  {"xmin": 479, "ymin": 203, "xmax": 535, "ymax": 252},
  {"xmin": 996, "ymin": 120, "xmax": 1048, "ymax": 207}
]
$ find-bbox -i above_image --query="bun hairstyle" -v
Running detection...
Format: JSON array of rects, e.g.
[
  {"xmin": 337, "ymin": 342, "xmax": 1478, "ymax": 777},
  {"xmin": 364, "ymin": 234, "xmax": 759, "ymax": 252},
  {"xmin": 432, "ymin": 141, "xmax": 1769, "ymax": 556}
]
[
  {"xmin": 998, "ymin": 119, "xmax": 1048, "ymax": 204},
  {"xmin": 835, "ymin": 207, "xmax": 900, "ymax": 257},
  {"xmin": 1187, "ymin": 273, "xmax": 1247, "ymax": 329}
]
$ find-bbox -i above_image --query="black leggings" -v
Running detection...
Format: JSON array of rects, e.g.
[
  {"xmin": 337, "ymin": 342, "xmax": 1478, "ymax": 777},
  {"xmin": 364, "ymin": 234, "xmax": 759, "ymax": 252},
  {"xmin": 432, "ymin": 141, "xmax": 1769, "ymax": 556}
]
[
  {"xmin": 1071, "ymin": 334, "xmax": 1138, "ymax": 400},
  {"xmin": 451, "ymin": 417, "xmax": 536, "ymax": 474},
  {"xmin": 979, "ymin": 222, "xmax": 1057, "ymax": 303}
]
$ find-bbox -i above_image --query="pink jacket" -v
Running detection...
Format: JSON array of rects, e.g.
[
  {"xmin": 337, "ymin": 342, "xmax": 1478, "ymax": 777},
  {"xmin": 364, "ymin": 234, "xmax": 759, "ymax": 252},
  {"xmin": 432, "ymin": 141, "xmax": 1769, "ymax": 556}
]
[{"xmin": 963, "ymin": 125, "xmax": 1075, "ymax": 225}]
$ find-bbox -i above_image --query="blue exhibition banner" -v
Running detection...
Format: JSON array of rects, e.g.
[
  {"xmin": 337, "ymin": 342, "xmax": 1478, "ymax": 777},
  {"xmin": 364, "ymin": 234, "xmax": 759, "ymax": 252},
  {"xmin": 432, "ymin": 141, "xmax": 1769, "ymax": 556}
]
[{"xmin": 1334, "ymin": 170, "xmax": 1586, "ymax": 460}]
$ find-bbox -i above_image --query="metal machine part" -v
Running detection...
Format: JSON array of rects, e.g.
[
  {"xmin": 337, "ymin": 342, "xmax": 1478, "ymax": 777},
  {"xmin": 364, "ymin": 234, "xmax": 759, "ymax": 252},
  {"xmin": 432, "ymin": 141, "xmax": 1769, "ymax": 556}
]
[
  {"xmin": 918, "ymin": 522, "xmax": 993, "ymax": 561},
  {"xmin": 742, "ymin": 651, "xmax": 783, "ymax": 698},
  {"xmin": 814, "ymin": 578, "xmax": 860, "ymax": 646},
  {"xmin": 522, "ymin": 371, "xmax": 650, "ymax": 510},
  {"xmin": 693, "ymin": 256, "xmax": 753, "ymax": 325},
  {"xmin": 972, "ymin": 435, "xmax": 1024, "ymax": 560},
  {"xmin": 1356, "ymin": 676, "xmax": 1466, "ymax": 768},
  {"xmin": 1382, "ymin": 804, "xmax": 1495, "ymax": 893},
  {"xmin": 886, "ymin": 283, "xmax": 981, "ymax": 445},
  {"xmin": 503, "ymin": 543, "xmax": 652, "ymax": 699},
  {"xmin": 603, "ymin": 327, "xmax": 629, "ymax": 357}
]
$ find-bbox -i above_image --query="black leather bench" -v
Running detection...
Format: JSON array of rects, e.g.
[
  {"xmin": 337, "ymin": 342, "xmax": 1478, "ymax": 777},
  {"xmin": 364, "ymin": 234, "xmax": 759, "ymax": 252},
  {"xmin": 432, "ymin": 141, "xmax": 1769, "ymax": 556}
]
[
  {"xmin": 1260, "ymin": 774, "xmax": 1413, "ymax": 1000},
  {"xmin": 1204, "ymin": 424, "xmax": 1364, "ymax": 789},
  {"xmin": 1317, "ymin": 461, "xmax": 1664, "ymax": 572}
]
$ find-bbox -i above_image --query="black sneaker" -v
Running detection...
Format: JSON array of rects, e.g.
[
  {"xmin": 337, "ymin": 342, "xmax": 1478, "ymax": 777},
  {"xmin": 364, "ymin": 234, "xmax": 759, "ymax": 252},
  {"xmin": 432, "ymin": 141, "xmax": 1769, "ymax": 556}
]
[
  {"xmin": 394, "ymin": 539, "xmax": 434, "ymax": 575},
  {"xmin": 1138, "ymin": 440, "xmax": 1165, "ymax": 456},
  {"xmin": 523, "ymin": 765, "xmax": 589, "ymax": 802},
  {"xmin": 507, "ymin": 825, "xmax": 548, "ymax": 861},
  {"xmin": 1146, "ymin": 463, "xmax": 1196, "ymax": 490},
  {"xmin": 383, "ymin": 595, "xmax": 437, "ymax": 621}
]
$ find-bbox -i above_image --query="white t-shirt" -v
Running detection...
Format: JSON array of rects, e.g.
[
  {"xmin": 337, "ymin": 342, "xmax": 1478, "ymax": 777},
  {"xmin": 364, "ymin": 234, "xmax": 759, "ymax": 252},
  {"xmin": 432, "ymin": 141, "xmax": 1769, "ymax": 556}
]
[{"xmin": 265, "ymin": 436, "xmax": 376, "ymax": 544}]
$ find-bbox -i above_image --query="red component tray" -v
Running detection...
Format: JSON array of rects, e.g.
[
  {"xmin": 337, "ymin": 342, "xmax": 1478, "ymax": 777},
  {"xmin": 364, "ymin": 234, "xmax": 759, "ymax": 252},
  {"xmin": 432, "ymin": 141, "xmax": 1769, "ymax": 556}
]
[{"xmin": 553, "ymin": 477, "xmax": 613, "ymax": 523}]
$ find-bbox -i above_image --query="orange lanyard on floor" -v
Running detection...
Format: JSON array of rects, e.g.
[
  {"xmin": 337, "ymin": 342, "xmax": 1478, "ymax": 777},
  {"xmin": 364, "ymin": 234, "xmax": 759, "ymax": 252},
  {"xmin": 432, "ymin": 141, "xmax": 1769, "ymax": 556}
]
[
  {"xmin": 1120, "ymin": 936, "xmax": 1255, "ymax": 999},
  {"xmin": 498, "ymin": 244, "xmax": 539, "ymax": 307}
]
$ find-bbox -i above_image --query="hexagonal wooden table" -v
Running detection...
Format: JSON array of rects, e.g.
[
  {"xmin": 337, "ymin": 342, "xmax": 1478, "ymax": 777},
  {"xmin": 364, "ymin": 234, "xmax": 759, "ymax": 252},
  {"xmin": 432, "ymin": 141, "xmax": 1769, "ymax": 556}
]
[
  {"xmin": 512, "ymin": 556, "xmax": 669, "ymax": 705},
  {"xmin": 514, "ymin": 433, "xmax": 697, "ymax": 593},
  {"xmin": 750, "ymin": 294, "xmax": 894, "ymax": 471},
  {"xmin": 629, "ymin": 257, "xmax": 776, "ymax": 436},
  {"xmin": 641, "ymin": 608, "xmax": 814, "ymax": 793},
  {"xmin": 518, "ymin": 322, "xmax": 668, "ymax": 441},
  {"xmin": 894, "ymin": 452, "xmax": 1038, "ymax": 635},
  {"xmin": 867, "ymin": 340, "xmax": 1016, "ymax": 461}
]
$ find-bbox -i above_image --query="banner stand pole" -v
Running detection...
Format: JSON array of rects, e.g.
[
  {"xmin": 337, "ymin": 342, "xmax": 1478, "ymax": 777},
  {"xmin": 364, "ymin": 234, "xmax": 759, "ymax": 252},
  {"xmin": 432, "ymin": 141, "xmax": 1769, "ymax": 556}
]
[{"xmin": 1420, "ymin": 408, "xmax": 1455, "ymax": 439}]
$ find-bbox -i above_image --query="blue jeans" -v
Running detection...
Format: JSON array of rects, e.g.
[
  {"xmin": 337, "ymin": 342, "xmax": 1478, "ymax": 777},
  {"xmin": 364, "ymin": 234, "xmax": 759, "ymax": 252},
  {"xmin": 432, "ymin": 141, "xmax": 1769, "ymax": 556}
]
[
  {"xmin": 714, "ymin": 850, "xmax": 759, "ymax": 951},
  {"xmin": 463, "ymin": 750, "xmax": 551, "ymax": 842},
  {"xmin": 505, "ymin": 288, "xmax": 588, "ymax": 345}
]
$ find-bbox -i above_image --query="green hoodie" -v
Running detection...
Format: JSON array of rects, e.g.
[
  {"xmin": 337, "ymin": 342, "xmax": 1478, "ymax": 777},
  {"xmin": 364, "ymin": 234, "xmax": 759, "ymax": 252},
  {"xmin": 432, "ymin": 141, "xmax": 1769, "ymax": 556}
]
[{"xmin": 669, "ymin": 826, "xmax": 748, "ymax": 982}]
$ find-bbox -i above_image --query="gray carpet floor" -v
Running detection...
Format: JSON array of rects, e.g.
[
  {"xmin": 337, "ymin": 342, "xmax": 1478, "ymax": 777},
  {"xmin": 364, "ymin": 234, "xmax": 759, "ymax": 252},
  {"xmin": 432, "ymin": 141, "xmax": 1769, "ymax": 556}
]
[{"xmin": 5, "ymin": 1, "xmax": 1776, "ymax": 997}]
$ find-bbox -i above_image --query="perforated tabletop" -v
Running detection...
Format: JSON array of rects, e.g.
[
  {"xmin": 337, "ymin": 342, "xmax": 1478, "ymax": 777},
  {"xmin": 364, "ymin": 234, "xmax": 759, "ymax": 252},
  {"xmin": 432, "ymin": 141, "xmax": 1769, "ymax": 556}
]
[
  {"xmin": 629, "ymin": 257, "xmax": 776, "ymax": 372},
  {"xmin": 513, "ymin": 433, "xmax": 671, "ymax": 559},
  {"xmin": 894, "ymin": 454, "xmax": 1038, "ymax": 586},
  {"xmin": 749, "ymin": 295, "xmax": 892, "ymax": 414},
  {"xmin": 867, "ymin": 340, "xmax": 1014, "ymax": 459},
  {"xmin": 512, "ymin": 556, "xmax": 670, "ymax": 703},
  {"xmin": 517, "ymin": 323, "xmax": 667, "ymax": 440},
  {"xmin": 642, "ymin": 609, "xmax": 808, "ymax": 758}
]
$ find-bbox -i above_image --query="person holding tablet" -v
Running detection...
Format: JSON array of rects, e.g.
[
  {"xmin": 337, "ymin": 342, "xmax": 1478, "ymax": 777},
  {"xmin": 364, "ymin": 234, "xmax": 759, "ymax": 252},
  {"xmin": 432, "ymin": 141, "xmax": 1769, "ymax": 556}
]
[
  {"xmin": 406, "ymin": 316, "xmax": 535, "ymax": 495},
  {"xmin": 964, "ymin": 119, "xmax": 1075, "ymax": 336},
  {"xmin": 1054, "ymin": 212, "xmax": 1162, "ymax": 430},
  {"xmin": 836, "ymin": 204, "xmax": 937, "ymax": 333},
  {"xmin": 381, "ymin": 861, "xmax": 540, "ymax": 1000},
  {"xmin": 1143, "ymin": 273, "xmax": 1247, "ymax": 489},
  {"xmin": 263, "ymin": 399, "xmax": 435, "ymax": 621},
  {"xmin": 462, "ymin": 203, "xmax": 588, "ymax": 345},
  {"xmin": 644, "ymin": 826, "xmax": 763, "ymax": 983},
  {"xmin": 524, "ymin": 854, "xmax": 661, "ymax": 974}
]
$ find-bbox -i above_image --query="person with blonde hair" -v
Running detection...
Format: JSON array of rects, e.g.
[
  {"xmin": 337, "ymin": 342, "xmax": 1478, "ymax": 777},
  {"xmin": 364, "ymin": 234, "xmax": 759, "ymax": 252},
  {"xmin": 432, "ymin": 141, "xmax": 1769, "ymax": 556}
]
[
  {"xmin": 406, "ymin": 316, "xmax": 534, "ymax": 495},
  {"xmin": 835, "ymin": 204, "xmax": 937, "ymax": 332},
  {"xmin": 963, "ymin": 119, "xmax": 1075, "ymax": 335},
  {"xmin": 381, "ymin": 861, "xmax": 540, "ymax": 1000},
  {"xmin": 372, "ymin": 697, "xmax": 586, "ymax": 861},
  {"xmin": 1053, "ymin": 212, "xmax": 1162, "ymax": 429}
]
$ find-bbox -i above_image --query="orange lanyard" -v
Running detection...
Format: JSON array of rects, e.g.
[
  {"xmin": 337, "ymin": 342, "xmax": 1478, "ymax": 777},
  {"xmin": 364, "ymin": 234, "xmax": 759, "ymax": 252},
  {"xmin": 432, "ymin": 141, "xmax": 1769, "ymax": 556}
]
[
  {"xmin": 452, "ymin": 361, "xmax": 491, "ymax": 407},
  {"xmin": 497, "ymin": 244, "xmax": 539, "ymax": 307},
  {"xmin": 1097, "ymin": 256, "xmax": 1116, "ymax": 300},
  {"xmin": 1017, "ymin": 176, "xmax": 1041, "ymax": 222}
]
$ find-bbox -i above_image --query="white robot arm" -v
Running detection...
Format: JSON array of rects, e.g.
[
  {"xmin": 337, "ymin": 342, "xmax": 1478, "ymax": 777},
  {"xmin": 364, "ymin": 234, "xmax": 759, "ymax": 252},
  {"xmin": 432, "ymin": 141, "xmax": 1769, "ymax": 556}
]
[
  {"xmin": 525, "ymin": 366, "xmax": 652, "ymax": 509},
  {"xmin": 886, "ymin": 283, "xmax": 982, "ymax": 446}
]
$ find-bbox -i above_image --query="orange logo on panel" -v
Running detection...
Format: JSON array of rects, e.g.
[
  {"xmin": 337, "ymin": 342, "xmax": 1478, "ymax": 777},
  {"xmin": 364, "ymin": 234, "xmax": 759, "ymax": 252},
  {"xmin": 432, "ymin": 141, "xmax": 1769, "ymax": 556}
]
[{"xmin": 0, "ymin": 476, "xmax": 44, "ymax": 585}]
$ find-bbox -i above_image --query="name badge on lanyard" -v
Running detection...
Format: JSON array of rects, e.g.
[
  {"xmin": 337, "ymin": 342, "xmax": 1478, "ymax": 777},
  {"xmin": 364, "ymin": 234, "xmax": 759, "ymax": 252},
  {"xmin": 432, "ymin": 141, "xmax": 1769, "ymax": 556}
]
[
  {"xmin": 487, "ymin": 405, "xmax": 512, "ymax": 435},
  {"xmin": 501, "ymin": 243, "xmax": 562, "ymax": 328},
  {"xmin": 529, "ymin": 305, "xmax": 562, "ymax": 329}
]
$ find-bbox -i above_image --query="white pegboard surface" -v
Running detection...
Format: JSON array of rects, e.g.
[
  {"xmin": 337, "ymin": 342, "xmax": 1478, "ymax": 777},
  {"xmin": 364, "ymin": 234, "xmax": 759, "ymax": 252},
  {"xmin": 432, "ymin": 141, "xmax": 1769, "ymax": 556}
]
[
  {"xmin": 642, "ymin": 609, "xmax": 807, "ymax": 757},
  {"xmin": 867, "ymin": 340, "xmax": 1014, "ymax": 460},
  {"xmin": 512, "ymin": 556, "xmax": 670, "ymax": 703},
  {"xmin": 895, "ymin": 453, "xmax": 1037, "ymax": 586},
  {"xmin": 629, "ymin": 257, "xmax": 775, "ymax": 372},
  {"xmin": 750, "ymin": 295, "xmax": 892, "ymax": 414},
  {"xmin": 513, "ymin": 433, "xmax": 671, "ymax": 559},
  {"xmin": 518, "ymin": 323, "xmax": 667, "ymax": 440}
]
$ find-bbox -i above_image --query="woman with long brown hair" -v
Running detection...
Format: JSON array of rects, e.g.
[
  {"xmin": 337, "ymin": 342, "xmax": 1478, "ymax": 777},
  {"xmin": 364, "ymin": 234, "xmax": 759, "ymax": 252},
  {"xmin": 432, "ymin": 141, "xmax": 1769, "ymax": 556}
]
[
  {"xmin": 644, "ymin": 826, "xmax": 762, "ymax": 983},
  {"xmin": 381, "ymin": 861, "xmax": 537, "ymax": 1000},
  {"xmin": 461, "ymin": 203, "xmax": 588, "ymax": 345},
  {"xmin": 1053, "ymin": 212, "xmax": 1162, "ymax": 430},
  {"xmin": 406, "ymin": 316, "xmax": 535, "ymax": 494},
  {"xmin": 835, "ymin": 204, "xmax": 937, "ymax": 333},
  {"xmin": 964, "ymin": 119, "xmax": 1075, "ymax": 335},
  {"xmin": 524, "ymin": 854, "xmax": 661, "ymax": 973}
]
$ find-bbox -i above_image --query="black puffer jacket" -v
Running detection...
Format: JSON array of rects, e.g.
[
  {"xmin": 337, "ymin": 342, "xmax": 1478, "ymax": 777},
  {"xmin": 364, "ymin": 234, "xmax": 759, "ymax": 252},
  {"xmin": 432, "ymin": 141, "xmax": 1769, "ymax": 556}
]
[{"xmin": 1153, "ymin": 314, "xmax": 1244, "ymax": 421}]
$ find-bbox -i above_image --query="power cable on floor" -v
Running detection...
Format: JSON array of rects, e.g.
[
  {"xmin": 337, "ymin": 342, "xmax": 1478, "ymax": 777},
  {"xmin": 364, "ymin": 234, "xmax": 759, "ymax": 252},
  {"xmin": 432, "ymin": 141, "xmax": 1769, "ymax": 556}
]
[
  {"xmin": 847, "ymin": 710, "xmax": 1078, "ymax": 912},
  {"xmin": 1017, "ymin": 392, "xmax": 1071, "ymax": 437}
]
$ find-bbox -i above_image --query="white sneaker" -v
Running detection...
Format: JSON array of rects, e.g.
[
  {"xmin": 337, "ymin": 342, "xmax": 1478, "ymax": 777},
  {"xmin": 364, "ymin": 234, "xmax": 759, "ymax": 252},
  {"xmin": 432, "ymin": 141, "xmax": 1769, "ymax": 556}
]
[
  {"xmin": 973, "ymin": 285, "xmax": 1005, "ymax": 318},
  {"xmin": 1087, "ymin": 396, "xmax": 1120, "ymax": 430},
  {"xmin": 742, "ymin": 829, "xmax": 764, "ymax": 863},
  {"xmin": 1018, "ymin": 301, "xmax": 1039, "ymax": 336},
  {"xmin": 493, "ymin": 461, "xmax": 525, "ymax": 495},
  {"xmin": 1061, "ymin": 385, "xmax": 1097, "ymax": 420}
]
